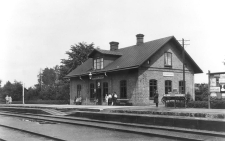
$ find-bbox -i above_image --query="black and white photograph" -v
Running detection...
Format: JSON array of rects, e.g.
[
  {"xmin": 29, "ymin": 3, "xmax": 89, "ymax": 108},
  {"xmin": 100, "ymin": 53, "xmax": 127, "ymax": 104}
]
[{"xmin": 0, "ymin": 0, "xmax": 225, "ymax": 140}]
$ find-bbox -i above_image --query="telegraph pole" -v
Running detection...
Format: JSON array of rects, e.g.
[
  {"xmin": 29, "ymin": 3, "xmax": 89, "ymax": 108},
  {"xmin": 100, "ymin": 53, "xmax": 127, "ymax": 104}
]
[
  {"xmin": 178, "ymin": 39, "xmax": 190, "ymax": 94},
  {"xmin": 182, "ymin": 39, "xmax": 186, "ymax": 95},
  {"xmin": 208, "ymin": 70, "xmax": 211, "ymax": 109}
]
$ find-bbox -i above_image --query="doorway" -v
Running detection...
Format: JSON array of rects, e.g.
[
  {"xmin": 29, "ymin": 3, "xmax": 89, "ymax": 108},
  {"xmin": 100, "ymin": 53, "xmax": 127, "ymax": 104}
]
[{"xmin": 96, "ymin": 81, "xmax": 102, "ymax": 105}]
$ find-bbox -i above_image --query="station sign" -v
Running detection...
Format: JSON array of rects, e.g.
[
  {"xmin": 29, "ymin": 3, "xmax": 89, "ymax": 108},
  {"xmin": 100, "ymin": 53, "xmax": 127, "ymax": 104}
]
[
  {"xmin": 210, "ymin": 87, "xmax": 220, "ymax": 92},
  {"xmin": 219, "ymin": 78, "xmax": 225, "ymax": 84},
  {"xmin": 92, "ymin": 75, "xmax": 104, "ymax": 80},
  {"xmin": 163, "ymin": 72, "xmax": 174, "ymax": 77}
]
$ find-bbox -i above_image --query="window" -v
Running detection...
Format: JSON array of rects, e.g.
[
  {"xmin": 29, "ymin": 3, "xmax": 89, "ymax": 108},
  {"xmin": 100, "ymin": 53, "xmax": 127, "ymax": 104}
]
[
  {"xmin": 103, "ymin": 82, "xmax": 108, "ymax": 99},
  {"xmin": 149, "ymin": 79, "xmax": 157, "ymax": 99},
  {"xmin": 90, "ymin": 83, "xmax": 94, "ymax": 98},
  {"xmin": 94, "ymin": 58, "xmax": 103, "ymax": 70},
  {"xmin": 165, "ymin": 80, "xmax": 172, "ymax": 94},
  {"xmin": 77, "ymin": 84, "xmax": 81, "ymax": 97},
  {"xmin": 164, "ymin": 52, "xmax": 172, "ymax": 67},
  {"xmin": 179, "ymin": 81, "xmax": 185, "ymax": 94},
  {"xmin": 120, "ymin": 80, "xmax": 127, "ymax": 98}
]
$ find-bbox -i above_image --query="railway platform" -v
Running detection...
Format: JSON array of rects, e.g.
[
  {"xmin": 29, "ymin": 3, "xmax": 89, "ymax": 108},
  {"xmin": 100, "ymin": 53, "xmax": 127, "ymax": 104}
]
[
  {"xmin": 0, "ymin": 104, "xmax": 225, "ymax": 119},
  {"xmin": 0, "ymin": 104, "xmax": 225, "ymax": 132}
]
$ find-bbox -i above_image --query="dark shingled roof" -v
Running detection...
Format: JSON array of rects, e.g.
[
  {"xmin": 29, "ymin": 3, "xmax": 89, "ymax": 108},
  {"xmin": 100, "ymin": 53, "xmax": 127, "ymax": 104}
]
[
  {"xmin": 66, "ymin": 36, "xmax": 203, "ymax": 78},
  {"xmin": 88, "ymin": 49, "xmax": 123, "ymax": 57}
]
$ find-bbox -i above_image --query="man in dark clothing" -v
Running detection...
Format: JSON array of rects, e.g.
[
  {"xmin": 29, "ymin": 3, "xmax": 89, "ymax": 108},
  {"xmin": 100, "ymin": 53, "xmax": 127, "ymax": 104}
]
[
  {"xmin": 112, "ymin": 92, "xmax": 118, "ymax": 106},
  {"xmin": 154, "ymin": 90, "xmax": 159, "ymax": 107}
]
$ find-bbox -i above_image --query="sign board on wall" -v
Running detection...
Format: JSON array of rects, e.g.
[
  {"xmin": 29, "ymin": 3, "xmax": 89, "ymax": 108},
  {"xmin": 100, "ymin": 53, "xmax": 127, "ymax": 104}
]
[
  {"xmin": 220, "ymin": 74, "xmax": 225, "ymax": 78},
  {"xmin": 210, "ymin": 87, "xmax": 220, "ymax": 92},
  {"xmin": 214, "ymin": 74, "xmax": 220, "ymax": 78},
  {"xmin": 92, "ymin": 75, "xmax": 104, "ymax": 80},
  {"xmin": 210, "ymin": 93, "xmax": 217, "ymax": 97},
  {"xmin": 219, "ymin": 78, "xmax": 225, "ymax": 84},
  {"xmin": 210, "ymin": 78, "xmax": 216, "ymax": 86},
  {"xmin": 163, "ymin": 72, "xmax": 174, "ymax": 77}
]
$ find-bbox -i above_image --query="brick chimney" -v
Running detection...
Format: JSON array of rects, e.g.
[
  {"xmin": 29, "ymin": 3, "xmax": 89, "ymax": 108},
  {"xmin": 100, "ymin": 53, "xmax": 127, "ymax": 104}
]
[
  {"xmin": 136, "ymin": 34, "xmax": 144, "ymax": 45},
  {"xmin": 109, "ymin": 41, "xmax": 119, "ymax": 51}
]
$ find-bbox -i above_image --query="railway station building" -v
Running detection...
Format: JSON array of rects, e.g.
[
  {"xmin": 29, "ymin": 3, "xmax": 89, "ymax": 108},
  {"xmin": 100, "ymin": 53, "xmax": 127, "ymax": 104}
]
[{"xmin": 65, "ymin": 34, "xmax": 203, "ymax": 105}]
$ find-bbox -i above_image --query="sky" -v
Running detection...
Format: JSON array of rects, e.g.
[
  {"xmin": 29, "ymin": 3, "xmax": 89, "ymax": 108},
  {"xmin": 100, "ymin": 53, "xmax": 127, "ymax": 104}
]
[{"xmin": 0, "ymin": 0, "xmax": 224, "ymax": 87}]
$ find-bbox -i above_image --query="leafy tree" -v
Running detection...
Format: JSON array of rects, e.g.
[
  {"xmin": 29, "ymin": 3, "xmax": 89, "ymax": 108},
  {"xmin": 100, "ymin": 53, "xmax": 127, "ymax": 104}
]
[
  {"xmin": 60, "ymin": 42, "xmax": 95, "ymax": 79},
  {"xmin": 1, "ymin": 81, "xmax": 23, "ymax": 101},
  {"xmin": 54, "ymin": 42, "xmax": 95, "ymax": 102}
]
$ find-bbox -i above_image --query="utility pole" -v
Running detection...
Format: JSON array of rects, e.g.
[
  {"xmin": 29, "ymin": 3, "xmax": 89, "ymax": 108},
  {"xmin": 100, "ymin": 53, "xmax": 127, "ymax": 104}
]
[
  {"xmin": 178, "ymin": 39, "xmax": 190, "ymax": 108},
  {"xmin": 179, "ymin": 39, "xmax": 190, "ymax": 94},
  {"xmin": 208, "ymin": 70, "xmax": 211, "ymax": 109},
  {"xmin": 182, "ymin": 39, "xmax": 186, "ymax": 95}
]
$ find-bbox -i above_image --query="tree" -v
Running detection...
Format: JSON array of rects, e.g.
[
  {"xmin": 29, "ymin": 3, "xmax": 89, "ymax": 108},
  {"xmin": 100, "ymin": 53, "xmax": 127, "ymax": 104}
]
[
  {"xmin": 56, "ymin": 42, "xmax": 95, "ymax": 101},
  {"xmin": 1, "ymin": 81, "xmax": 23, "ymax": 101},
  {"xmin": 60, "ymin": 42, "xmax": 95, "ymax": 79},
  {"xmin": 19, "ymin": 42, "xmax": 96, "ymax": 102}
]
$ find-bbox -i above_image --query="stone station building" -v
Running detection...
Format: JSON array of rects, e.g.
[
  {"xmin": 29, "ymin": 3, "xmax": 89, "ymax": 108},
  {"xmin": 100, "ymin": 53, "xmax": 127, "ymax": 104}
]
[{"xmin": 66, "ymin": 34, "xmax": 203, "ymax": 106}]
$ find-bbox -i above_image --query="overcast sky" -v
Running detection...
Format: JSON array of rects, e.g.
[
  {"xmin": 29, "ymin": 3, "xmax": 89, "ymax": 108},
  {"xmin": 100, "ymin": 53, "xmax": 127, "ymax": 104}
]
[{"xmin": 0, "ymin": 0, "xmax": 224, "ymax": 87}]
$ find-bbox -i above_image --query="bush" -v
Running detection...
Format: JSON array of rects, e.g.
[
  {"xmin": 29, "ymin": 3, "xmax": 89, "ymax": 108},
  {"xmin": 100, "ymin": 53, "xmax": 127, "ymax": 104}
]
[
  {"xmin": 187, "ymin": 101, "xmax": 208, "ymax": 108},
  {"xmin": 166, "ymin": 101, "xmax": 185, "ymax": 108},
  {"xmin": 187, "ymin": 100, "xmax": 225, "ymax": 109},
  {"xmin": 211, "ymin": 100, "xmax": 225, "ymax": 109},
  {"xmin": 166, "ymin": 100, "xmax": 225, "ymax": 109}
]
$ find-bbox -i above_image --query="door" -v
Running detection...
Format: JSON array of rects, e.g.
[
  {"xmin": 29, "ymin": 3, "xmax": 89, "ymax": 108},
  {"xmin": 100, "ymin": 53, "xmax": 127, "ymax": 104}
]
[{"xmin": 96, "ymin": 81, "xmax": 102, "ymax": 105}]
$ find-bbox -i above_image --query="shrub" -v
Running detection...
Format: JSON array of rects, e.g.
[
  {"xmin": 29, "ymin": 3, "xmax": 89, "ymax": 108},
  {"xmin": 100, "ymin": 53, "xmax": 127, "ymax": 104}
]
[
  {"xmin": 211, "ymin": 100, "xmax": 225, "ymax": 109},
  {"xmin": 166, "ymin": 101, "xmax": 185, "ymax": 108},
  {"xmin": 187, "ymin": 100, "xmax": 225, "ymax": 109},
  {"xmin": 166, "ymin": 100, "xmax": 225, "ymax": 109},
  {"xmin": 187, "ymin": 101, "xmax": 208, "ymax": 108},
  {"xmin": 186, "ymin": 92, "xmax": 192, "ymax": 103}
]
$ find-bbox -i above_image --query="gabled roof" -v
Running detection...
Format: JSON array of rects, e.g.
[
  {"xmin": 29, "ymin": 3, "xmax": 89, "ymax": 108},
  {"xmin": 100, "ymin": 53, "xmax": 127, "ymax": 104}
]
[
  {"xmin": 66, "ymin": 36, "xmax": 203, "ymax": 78},
  {"xmin": 88, "ymin": 49, "xmax": 123, "ymax": 57}
]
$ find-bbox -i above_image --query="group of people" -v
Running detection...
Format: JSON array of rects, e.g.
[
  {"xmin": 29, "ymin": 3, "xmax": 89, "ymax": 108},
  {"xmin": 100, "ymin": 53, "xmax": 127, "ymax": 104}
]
[
  {"xmin": 5, "ymin": 95, "xmax": 12, "ymax": 104},
  {"xmin": 105, "ymin": 92, "xmax": 117, "ymax": 106}
]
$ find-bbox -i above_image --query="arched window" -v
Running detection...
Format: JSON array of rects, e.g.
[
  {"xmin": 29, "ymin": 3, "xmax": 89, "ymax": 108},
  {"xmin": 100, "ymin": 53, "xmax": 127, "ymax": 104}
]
[
  {"xmin": 149, "ymin": 79, "xmax": 157, "ymax": 99},
  {"xmin": 90, "ymin": 83, "xmax": 94, "ymax": 98},
  {"xmin": 103, "ymin": 82, "xmax": 108, "ymax": 99},
  {"xmin": 179, "ymin": 81, "xmax": 185, "ymax": 94},
  {"xmin": 77, "ymin": 84, "xmax": 81, "ymax": 97},
  {"xmin": 120, "ymin": 80, "xmax": 127, "ymax": 98},
  {"xmin": 165, "ymin": 80, "xmax": 172, "ymax": 94}
]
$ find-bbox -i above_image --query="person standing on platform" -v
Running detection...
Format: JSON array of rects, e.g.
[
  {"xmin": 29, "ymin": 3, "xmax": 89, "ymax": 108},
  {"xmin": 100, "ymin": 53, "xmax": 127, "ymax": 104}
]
[
  {"xmin": 5, "ymin": 95, "xmax": 9, "ymax": 104},
  {"xmin": 113, "ymin": 92, "xmax": 118, "ymax": 106},
  {"xmin": 108, "ymin": 93, "xmax": 112, "ymax": 105},
  {"xmin": 154, "ymin": 90, "xmax": 159, "ymax": 107},
  {"xmin": 105, "ymin": 94, "xmax": 108, "ymax": 105},
  {"xmin": 9, "ymin": 96, "xmax": 12, "ymax": 104}
]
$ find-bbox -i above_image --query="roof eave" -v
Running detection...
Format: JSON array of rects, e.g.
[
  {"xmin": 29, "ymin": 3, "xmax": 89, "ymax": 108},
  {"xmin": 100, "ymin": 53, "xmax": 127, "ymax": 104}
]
[{"xmin": 65, "ymin": 65, "xmax": 139, "ymax": 78}]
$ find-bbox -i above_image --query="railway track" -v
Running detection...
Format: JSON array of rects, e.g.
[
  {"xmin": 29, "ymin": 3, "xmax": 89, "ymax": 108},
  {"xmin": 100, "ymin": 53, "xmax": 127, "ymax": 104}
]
[{"xmin": 0, "ymin": 111, "xmax": 224, "ymax": 141}]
